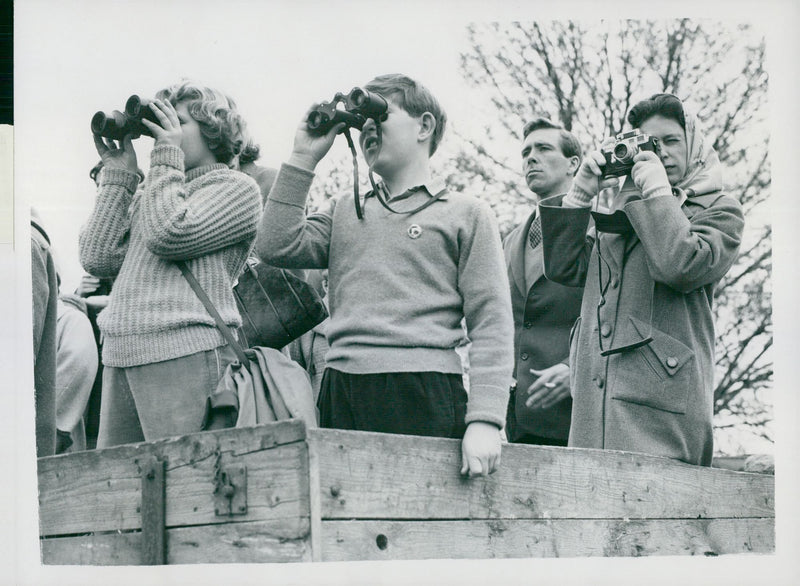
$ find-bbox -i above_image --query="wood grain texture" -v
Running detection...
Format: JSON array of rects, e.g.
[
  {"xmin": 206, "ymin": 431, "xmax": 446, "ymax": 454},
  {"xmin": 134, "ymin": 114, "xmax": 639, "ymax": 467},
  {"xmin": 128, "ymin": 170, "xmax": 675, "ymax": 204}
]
[
  {"xmin": 307, "ymin": 429, "xmax": 323, "ymax": 562},
  {"xmin": 307, "ymin": 428, "xmax": 775, "ymax": 521},
  {"xmin": 39, "ymin": 420, "xmax": 310, "ymax": 536},
  {"xmin": 41, "ymin": 518, "xmax": 311, "ymax": 565},
  {"xmin": 320, "ymin": 518, "xmax": 775, "ymax": 561},
  {"xmin": 38, "ymin": 422, "xmax": 775, "ymax": 564},
  {"xmin": 139, "ymin": 457, "xmax": 165, "ymax": 565}
]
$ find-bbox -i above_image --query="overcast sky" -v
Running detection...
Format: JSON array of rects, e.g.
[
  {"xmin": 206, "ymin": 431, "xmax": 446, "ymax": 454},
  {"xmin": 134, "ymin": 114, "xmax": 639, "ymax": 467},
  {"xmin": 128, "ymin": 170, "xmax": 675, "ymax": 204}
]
[
  {"xmin": 16, "ymin": 0, "xmax": 482, "ymax": 293},
  {"xmin": 7, "ymin": 1, "xmax": 800, "ymax": 583}
]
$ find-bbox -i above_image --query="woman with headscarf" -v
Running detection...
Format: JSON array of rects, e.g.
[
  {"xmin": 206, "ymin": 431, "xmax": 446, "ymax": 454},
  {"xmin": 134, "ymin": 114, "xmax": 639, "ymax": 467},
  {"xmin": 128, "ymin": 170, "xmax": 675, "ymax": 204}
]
[{"xmin": 538, "ymin": 94, "xmax": 745, "ymax": 466}]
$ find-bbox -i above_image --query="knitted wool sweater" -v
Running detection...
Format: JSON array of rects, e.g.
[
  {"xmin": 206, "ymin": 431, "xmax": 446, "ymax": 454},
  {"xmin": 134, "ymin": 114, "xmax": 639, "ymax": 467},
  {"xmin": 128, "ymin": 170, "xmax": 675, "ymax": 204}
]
[
  {"xmin": 256, "ymin": 163, "xmax": 514, "ymax": 429},
  {"xmin": 79, "ymin": 145, "xmax": 262, "ymax": 368}
]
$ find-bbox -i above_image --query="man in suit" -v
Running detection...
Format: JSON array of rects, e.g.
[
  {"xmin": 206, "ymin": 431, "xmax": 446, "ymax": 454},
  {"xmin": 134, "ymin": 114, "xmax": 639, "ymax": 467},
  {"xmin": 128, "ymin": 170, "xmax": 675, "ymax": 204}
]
[{"xmin": 503, "ymin": 118, "xmax": 585, "ymax": 446}]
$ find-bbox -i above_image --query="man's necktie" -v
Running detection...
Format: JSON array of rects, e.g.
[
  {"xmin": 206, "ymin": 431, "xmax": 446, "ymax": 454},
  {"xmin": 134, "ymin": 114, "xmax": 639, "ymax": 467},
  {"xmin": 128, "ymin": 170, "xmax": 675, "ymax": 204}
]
[{"xmin": 528, "ymin": 214, "xmax": 542, "ymax": 250}]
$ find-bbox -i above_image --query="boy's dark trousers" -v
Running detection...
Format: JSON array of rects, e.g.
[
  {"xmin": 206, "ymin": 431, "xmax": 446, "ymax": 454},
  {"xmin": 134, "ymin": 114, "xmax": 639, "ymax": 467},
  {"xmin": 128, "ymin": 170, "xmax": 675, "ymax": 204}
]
[{"xmin": 318, "ymin": 369, "xmax": 468, "ymax": 438}]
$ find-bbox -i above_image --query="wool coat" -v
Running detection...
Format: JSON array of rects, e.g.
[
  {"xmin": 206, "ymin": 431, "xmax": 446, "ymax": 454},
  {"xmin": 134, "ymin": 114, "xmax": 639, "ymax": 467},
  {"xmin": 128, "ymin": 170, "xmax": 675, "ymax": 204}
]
[
  {"xmin": 503, "ymin": 210, "xmax": 584, "ymax": 442},
  {"xmin": 31, "ymin": 213, "xmax": 58, "ymax": 457},
  {"xmin": 539, "ymin": 115, "xmax": 744, "ymax": 466}
]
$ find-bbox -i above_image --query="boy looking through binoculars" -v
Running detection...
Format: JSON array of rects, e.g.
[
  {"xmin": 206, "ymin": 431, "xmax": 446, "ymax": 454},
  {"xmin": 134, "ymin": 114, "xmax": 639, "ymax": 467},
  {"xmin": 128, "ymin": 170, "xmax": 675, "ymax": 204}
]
[{"xmin": 256, "ymin": 74, "xmax": 514, "ymax": 477}]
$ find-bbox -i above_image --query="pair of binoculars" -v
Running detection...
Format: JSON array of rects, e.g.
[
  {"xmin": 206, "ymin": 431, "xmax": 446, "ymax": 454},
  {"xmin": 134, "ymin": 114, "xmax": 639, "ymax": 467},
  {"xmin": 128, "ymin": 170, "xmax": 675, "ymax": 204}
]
[
  {"xmin": 306, "ymin": 87, "xmax": 388, "ymax": 135},
  {"xmin": 91, "ymin": 95, "xmax": 158, "ymax": 140}
]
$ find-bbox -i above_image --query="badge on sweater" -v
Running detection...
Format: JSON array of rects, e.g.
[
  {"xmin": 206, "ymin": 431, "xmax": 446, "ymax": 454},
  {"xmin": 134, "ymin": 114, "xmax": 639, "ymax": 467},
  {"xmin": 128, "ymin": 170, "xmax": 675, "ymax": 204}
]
[{"xmin": 407, "ymin": 224, "xmax": 422, "ymax": 239}]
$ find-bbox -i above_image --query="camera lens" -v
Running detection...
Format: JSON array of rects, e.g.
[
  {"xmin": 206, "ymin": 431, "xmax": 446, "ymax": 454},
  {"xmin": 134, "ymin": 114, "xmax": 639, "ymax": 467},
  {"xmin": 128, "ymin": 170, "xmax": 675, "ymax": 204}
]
[{"xmin": 613, "ymin": 143, "xmax": 631, "ymax": 162}]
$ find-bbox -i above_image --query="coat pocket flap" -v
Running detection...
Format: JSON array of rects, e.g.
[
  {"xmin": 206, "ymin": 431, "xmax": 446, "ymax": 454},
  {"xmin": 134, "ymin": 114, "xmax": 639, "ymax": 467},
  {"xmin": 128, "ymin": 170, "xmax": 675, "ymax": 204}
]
[{"xmin": 629, "ymin": 316, "xmax": 693, "ymax": 375}]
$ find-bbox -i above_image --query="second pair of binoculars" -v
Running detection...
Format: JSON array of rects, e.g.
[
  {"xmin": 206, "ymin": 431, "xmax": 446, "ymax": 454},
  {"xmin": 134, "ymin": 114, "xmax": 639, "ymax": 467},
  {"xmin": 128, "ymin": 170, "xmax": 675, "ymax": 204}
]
[
  {"xmin": 306, "ymin": 87, "xmax": 388, "ymax": 135},
  {"xmin": 91, "ymin": 95, "xmax": 158, "ymax": 141}
]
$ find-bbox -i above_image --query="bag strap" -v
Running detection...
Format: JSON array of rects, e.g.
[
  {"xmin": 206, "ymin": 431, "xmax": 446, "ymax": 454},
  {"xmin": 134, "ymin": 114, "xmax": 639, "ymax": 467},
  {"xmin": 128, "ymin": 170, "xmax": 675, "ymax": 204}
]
[{"xmin": 176, "ymin": 261, "xmax": 250, "ymax": 366}]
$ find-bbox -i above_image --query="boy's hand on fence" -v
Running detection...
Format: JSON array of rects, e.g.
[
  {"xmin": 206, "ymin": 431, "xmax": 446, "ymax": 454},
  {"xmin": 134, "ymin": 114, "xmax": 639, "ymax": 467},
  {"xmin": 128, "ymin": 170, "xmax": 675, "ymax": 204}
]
[
  {"xmin": 288, "ymin": 104, "xmax": 345, "ymax": 172},
  {"xmin": 460, "ymin": 421, "xmax": 502, "ymax": 478},
  {"xmin": 142, "ymin": 99, "xmax": 182, "ymax": 148}
]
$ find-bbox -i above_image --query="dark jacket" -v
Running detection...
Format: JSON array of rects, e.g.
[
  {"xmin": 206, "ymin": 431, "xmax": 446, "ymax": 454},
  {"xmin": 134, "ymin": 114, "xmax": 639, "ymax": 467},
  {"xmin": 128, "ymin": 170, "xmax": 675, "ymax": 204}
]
[
  {"xmin": 539, "ymin": 188, "xmax": 744, "ymax": 466},
  {"xmin": 503, "ymin": 210, "xmax": 584, "ymax": 441}
]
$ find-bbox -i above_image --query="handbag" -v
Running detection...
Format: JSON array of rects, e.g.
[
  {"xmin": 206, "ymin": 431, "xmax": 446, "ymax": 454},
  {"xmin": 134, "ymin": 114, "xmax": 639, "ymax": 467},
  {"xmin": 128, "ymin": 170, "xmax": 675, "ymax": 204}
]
[
  {"xmin": 233, "ymin": 258, "xmax": 328, "ymax": 349},
  {"xmin": 177, "ymin": 261, "xmax": 318, "ymax": 431}
]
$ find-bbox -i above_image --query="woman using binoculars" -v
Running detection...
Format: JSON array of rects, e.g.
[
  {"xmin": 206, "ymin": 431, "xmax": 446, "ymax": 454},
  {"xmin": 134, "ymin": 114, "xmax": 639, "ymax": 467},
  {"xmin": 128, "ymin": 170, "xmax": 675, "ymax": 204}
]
[
  {"xmin": 79, "ymin": 81, "xmax": 262, "ymax": 447},
  {"xmin": 539, "ymin": 93, "xmax": 744, "ymax": 466}
]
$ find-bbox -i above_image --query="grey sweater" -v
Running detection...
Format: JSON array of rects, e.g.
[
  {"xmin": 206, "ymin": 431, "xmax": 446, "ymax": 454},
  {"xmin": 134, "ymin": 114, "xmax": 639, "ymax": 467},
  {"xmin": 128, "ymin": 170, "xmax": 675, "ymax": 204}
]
[
  {"xmin": 79, "ymin": 145, "xmax": 262, "ymax": 368},
  {"xmin": 256, "ymin": 163, "xmax": 514, "ymax": 428}
]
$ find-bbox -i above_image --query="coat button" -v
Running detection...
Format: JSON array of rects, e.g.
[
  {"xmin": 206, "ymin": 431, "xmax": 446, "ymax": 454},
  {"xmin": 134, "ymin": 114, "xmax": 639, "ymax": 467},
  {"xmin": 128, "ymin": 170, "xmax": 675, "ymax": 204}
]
[
  {"xmin": 524, "ymin": 322, "xmax": 532, "ymax": 329},
  {"xmin": 666, "ymin": 357, "xmax": 678, "ymax": 368},
  {"xmin": 611, "ymin": 279, "xmax": 619, "ymax": 289},
  {"xmin": 521, "ymin": 353, "xmax": 529, "ymax": 361},
  {"xmin": 595, "ymin": 376, "xmax": 604, "ymax": 388},
  {"xmin": 600, "ymin": 324, "xmax": 612, "ymax": 337}
]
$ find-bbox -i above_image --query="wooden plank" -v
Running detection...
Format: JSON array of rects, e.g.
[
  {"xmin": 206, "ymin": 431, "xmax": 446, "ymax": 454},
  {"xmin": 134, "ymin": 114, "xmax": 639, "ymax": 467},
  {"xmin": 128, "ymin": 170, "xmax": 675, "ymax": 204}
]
[
  {"xmin": 308, "ymin": 429, "xmax": 774, "ymax": 521},
  {"xmin": 39, "ymin": 420, "xmax": 310, "ymax": 536},
  {"xmin": 41, "ymin": 518, "xmax": 311, "ymax": 565},
  {"xmin": 307, "ymin": 428, "xmax": 323, "ymax": 562},
  {"xmin": 140, "ymin": 457, "xmax": 166, "ymax": 565},
  {"xmin": 320, "ymin": 518, "xmax": 775, "ymax": 561}
]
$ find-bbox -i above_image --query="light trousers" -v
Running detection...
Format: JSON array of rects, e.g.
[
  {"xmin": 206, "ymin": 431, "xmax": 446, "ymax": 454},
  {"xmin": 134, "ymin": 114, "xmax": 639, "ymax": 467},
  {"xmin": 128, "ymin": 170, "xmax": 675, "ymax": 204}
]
[{"xmin": 97, "ymin": 345, "xmax": 238, "ymax": 448}]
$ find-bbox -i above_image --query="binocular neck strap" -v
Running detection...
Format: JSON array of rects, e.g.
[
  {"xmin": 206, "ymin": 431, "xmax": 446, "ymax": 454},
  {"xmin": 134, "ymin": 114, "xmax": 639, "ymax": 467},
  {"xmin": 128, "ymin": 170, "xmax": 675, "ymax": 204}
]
[
  {"xmin": 367, "ymin": 171, "xmax": 448, "ymax": 217},
  {"xmin": 342, "ymin": 129, "xmax": 364, "ymax": 219},
  {"xmin": 343, "ymin": 120, "xmax": 445, "ymax": 219},
  {"xmin": 363, "ymin": 119, "xmax": 446, "ymax": 216}
]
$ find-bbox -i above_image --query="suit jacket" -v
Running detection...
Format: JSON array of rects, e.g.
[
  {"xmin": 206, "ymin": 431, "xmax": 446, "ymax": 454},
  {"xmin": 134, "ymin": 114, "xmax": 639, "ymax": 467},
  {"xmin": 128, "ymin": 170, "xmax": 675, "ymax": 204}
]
[{"xmin": 503, "ymin": 209, "xmax": 584, "ymax": 441}]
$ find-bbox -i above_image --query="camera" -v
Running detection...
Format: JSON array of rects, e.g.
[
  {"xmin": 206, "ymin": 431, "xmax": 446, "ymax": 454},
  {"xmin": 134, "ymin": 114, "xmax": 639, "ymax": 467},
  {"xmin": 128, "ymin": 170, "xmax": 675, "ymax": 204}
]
[
  {"xmin": 601, "ymin": 129, "xmax": 660, "ymax": 178},
  {"xmin": 91, "ymin": 95, "xmax": 159, "ymax": 140},
  {"xmin": 306, "ymin": 87, "xmax": 388, "ymax": 135}
]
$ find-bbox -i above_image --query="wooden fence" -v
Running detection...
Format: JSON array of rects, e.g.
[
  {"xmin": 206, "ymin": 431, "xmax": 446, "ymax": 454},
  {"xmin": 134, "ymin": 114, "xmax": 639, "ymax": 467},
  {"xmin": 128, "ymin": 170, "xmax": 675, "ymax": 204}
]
[{"xmin": 38, "ymin": 420, "xmax": 774, "ymax": 564}]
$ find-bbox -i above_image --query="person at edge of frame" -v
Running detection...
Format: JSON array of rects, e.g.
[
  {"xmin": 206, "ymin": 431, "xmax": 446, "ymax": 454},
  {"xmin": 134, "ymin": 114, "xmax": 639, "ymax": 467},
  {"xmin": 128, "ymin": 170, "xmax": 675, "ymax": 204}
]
[
  {"xmin": 31, "ymin": 208, "xmax": 58, "ymax": 457},
  {"xmin": 78, "ymin": 81, "xmax": 262, "ymax": 447},
  {"xmin": 54, "ymin": 291, "xmax": 98, "ymax": 453},
  {"xmin": 503, "ymin": 118, "xmax": 585, "ymax": 447},
  {"xmin": 539, "ymin": 93, "xmax": 744, "ymax": 466},
  {"xmin": 254, "ymin": 74, "xmax": 514, "ymax": 477}
]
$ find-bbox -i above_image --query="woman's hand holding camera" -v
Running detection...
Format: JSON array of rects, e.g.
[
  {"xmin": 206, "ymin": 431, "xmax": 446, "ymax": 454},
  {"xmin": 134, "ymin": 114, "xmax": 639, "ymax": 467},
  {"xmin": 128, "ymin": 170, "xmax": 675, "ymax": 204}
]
[
  {"xmin": 631, "ymin": 151, "xmax": 672, "ymax": 199},
  {"xmin": 563, "ymin": 147, "xmax": 619, "ymax": 208},
  {"xmin": 141, "ymin": 99, "xmax": 183, "ymax": 149},
  {"xmin": 288, "ymin": 104, "xmax": 346, "ymax": 172}
]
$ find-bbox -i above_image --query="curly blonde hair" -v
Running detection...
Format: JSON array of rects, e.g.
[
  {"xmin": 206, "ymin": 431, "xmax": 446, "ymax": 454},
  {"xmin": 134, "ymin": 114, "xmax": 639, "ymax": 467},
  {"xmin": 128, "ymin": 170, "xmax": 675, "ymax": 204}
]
[{"xmin": 155, "ymin": 80, "xmax": 250, "ymax": 165}]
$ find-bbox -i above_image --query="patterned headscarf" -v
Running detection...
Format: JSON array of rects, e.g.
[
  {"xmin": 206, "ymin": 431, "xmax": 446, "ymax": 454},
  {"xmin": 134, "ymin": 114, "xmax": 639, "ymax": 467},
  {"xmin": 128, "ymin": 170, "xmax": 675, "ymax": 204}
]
[{"xmin": 672, "ymin": 105, "xmax": 725, "ymax": 197}]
